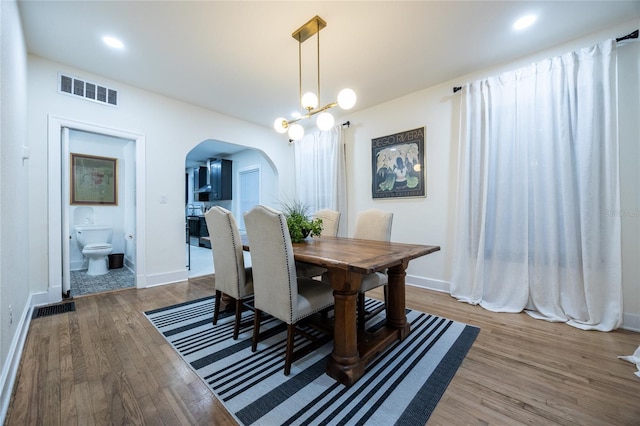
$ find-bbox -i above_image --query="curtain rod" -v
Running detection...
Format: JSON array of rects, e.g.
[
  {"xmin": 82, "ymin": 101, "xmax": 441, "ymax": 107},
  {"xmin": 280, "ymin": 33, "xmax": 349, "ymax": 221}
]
[
  {"xmin": 617, "ymin": 29, "xmax": 638, "ymax": 42},
  {"xmin": 452, "ymin": 29, "xmax": 639, "ymax": 94}
]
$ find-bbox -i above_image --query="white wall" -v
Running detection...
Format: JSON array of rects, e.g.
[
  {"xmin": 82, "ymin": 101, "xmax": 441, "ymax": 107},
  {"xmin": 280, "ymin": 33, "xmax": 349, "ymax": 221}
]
[
  {"xmin": 0, "ymin": 0, "xmax": 31, "ymax": 418},
  {"xmin": 229, "ymin": 148, "xmax": 280, "ymax": 212},
  {"xmin": 344, "ymin": 20, "xmax": 640, "ymax": 328},
  {"xmin": 27, "ymin": 56, "xmax": 295, "ymax": 292},
  {"xmin": 618, "ymin": 25, "xmax": 640, "ymax": 327}
]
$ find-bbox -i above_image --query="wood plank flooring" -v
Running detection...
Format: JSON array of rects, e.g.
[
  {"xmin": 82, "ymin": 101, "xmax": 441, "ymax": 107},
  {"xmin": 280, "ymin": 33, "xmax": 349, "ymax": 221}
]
[{"xmin": 5, "ymin": 277, "xmax": 640, "ymax": 425}]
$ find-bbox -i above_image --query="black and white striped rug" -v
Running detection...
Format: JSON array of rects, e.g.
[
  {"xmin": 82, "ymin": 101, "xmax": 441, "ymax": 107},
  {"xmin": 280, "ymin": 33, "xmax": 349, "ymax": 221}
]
[{"xmin": 145, "ymin": 296, "xmax": 479, "ymax": 425}]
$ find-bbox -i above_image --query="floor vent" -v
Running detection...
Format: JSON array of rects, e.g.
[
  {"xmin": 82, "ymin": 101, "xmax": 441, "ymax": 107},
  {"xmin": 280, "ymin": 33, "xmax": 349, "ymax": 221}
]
[
  {"xmin": 32, "ymin": 302, "xmax": 76, "ymax": 319},
  {"xmin": 58, "ymin": 73, "xmax": 118, "ymax": 107}
]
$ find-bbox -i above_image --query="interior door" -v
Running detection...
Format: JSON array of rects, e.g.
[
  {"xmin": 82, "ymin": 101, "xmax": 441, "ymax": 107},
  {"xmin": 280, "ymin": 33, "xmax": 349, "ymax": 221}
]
[{"xmin": 61, "ymin": 127, "xmax": 71, "ymax": 297}]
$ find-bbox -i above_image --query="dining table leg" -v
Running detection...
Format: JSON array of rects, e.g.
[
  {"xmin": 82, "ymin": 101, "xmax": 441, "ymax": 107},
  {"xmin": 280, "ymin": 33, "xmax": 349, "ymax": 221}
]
[
  {"xmin": 326, "ymin": 269, "xmax": 364, "ymax": 386},
  {"xmin": 386, "ymin": 262, "xmax": 411, "ymax": 339}
]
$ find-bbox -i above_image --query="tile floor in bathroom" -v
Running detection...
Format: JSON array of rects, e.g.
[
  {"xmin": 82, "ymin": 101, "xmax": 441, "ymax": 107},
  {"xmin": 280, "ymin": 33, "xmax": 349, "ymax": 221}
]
[{"xmin": 70, "ymin": 267, "xmax": 135, "ymax": 296}]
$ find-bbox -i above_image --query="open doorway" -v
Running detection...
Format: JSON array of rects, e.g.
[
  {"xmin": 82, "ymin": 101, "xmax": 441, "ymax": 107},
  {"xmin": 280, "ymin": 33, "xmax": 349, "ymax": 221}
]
[
  {"xmin": 185, "ymin": 139, "xmax": 277, "ymax": 278},
  {"xmin": 47, "ymin": 116, "xmax": 146, "ymax": 305},
  {"xmin": 65, "ymin": 129, "xmax": 137, "ymax": 296}
]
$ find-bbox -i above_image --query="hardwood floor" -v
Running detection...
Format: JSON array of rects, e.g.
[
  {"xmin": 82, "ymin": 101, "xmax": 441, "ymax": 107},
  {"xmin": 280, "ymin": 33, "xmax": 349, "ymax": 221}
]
[{"xmin": 5, "ymin": 277, "xmax": 640, "ymax": 425}]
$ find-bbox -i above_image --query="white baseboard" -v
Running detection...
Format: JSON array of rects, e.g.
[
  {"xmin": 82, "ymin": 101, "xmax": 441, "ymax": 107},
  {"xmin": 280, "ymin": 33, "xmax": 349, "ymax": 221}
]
[
  {"xmin": 622, "ymin": 312, "xmax": 640, "ymax": 332},
  {"xmin": 406, "ymin": 275, "xmax": 450, "ymax": 293},
  {"xmin": 124, "ymin": 258, "xmax": 135, "ymax": 271},
  {"xmin": 30, "ymin": 290, "xmax": 51, "ymax": 307},
  {"xmin": 0, "ymin": 294, "xmax": 34, "ymax": 424},
  {"xmin": 143, "ymin": 270, "xmax": 189, "ymax": 288}
]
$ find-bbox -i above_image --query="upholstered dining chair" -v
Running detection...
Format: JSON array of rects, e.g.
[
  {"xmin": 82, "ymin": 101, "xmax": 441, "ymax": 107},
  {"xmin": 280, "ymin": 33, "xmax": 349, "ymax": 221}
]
[
  {"xmin": 244, "ymin": 205, "xmax": 335, "ymax": 376},
  {"xmin": 205, "ymin": 206, "xmax": 253, "ymax": 340},
  {"xmin": 296, "ymin": 208, "xmax": 341, "ymax": 279},
  {"xmin": 353, "ymin": 208, "xmax": 393, "ymax": 330},
  {"xmin": 313, "ymin": 209, "xmax": 341, "ymax": 237}
]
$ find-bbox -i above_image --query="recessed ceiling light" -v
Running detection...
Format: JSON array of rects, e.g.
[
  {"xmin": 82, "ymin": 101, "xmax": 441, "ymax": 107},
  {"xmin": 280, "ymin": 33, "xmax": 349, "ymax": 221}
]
[
  {"xmin": 102, "ymin": 36, "xmax": 124, "ymax": 49},
  {"xmin": 513, "ymin": 14, "xmax": 537, "ymax": 31}
]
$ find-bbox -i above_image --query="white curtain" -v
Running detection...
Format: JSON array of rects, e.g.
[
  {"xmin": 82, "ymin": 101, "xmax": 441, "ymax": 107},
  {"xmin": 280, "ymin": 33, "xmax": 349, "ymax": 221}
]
[
  {"xmin": 451, "ymin": 39, "xmax": 622, "ymax": 331},
  {"xmin": 294, "ymin": 124, "xmax": 348, "ymax": 236}
]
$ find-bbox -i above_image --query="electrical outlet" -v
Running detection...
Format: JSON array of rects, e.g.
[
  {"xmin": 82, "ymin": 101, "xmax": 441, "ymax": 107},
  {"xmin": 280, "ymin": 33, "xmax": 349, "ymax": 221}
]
[{"xmin": 8, "ymin": 304, "xmax": 12, "ymax": 325}]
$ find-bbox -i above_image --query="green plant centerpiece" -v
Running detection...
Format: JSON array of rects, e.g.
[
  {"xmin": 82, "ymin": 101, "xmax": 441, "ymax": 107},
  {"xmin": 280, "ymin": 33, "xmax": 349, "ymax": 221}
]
[{"xmin": 282, "ymin": 200, "xmax": 323, "ymax": 243}]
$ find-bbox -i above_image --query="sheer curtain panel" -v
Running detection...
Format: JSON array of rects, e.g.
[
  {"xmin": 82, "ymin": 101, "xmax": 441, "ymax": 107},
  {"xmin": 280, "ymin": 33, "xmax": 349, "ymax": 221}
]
[
  {"xmin": 294, "ymin": 124, "xmax": 348, "ymax": 236},
  {"xmin": 451, "ymin": 39, "xmax": 622, "ymax": 331}
]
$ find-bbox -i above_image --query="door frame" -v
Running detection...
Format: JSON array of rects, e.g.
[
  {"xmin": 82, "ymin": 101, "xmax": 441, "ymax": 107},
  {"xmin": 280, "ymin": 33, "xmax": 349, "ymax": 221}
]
[{"xmin": 47, "ymin": 115, "xmax": 147, "ymax": 303}]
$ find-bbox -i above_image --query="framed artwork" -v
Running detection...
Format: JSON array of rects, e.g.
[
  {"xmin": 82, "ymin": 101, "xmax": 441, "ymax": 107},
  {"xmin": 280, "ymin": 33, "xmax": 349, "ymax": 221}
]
[
  {"xmin": 71, "ymin": 153, "xmax": 118, "ymax": 205},
  {"xmin": 372, "ymin": 127, "xmax": 426, "ymax": 198}
]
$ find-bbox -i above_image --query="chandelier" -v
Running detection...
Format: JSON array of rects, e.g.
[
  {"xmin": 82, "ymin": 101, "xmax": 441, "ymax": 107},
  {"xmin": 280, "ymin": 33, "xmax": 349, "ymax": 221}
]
[{"xmin": 274, "ymin": 16, "xmax": 356, "ymax": 141}]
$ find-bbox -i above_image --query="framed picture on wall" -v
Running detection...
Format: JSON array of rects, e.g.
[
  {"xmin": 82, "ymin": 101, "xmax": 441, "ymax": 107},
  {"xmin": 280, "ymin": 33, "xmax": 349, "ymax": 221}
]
[
  {"xmin": 70, "ymin": 153, "xmax": 118, "ymax": 205},
  {"xmin": 371, "ymin": 127, "xmax": 426, "ymax": 198}
]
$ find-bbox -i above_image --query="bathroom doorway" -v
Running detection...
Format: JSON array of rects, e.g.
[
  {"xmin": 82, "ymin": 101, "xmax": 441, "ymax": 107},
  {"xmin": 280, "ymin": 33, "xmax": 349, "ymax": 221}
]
[
  {"xmin": 47, "ymin": 116, "xmax": 146, "ymax": 304},
  {"xmin": 64, "ymin": 129, "xmax": 136, "ymax": 296}
]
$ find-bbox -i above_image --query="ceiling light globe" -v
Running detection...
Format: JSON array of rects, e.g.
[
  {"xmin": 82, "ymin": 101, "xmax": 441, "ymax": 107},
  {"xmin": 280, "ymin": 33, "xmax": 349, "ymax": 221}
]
[
  {"xmin": 337, "ymin": 88, "xmax": 357, "ymax": 110},
  {"xmin": 301, "ymin": 92, "xmax": 318, "ymax": 110},
  {"xmin": 316, "ymin": 112, "xmax": 335, "ymax": 131},
  {"xmin": 288, "ymin": 123, "xmax": 305, "ymax": 141},
  {"xmin": 274, "ymin": 117, "xmax": 288, "ymax": 134}
]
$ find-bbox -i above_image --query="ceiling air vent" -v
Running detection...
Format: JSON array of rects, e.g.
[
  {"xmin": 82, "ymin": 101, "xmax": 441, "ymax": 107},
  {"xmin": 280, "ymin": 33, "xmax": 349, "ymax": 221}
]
[{"xmin": 58, "ymin": 73, "xmax": 119, "ymax": 107}]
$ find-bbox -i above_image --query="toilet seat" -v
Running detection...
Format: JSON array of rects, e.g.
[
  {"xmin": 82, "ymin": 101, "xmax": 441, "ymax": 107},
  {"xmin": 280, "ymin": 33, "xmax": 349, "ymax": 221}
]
[{"xmin": 84, "ymin": 243, "xmax": 112, "ymax": 250}]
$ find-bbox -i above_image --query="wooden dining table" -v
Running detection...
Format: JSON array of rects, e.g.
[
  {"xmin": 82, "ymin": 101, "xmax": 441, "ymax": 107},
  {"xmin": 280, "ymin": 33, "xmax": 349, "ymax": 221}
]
[{"xmin": 267, "ymin": 236, "xmax": 440, "ymax": 386}]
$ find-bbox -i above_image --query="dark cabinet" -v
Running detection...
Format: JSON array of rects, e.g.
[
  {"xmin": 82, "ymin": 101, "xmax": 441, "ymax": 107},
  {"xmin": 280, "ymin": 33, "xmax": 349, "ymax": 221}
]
[
  {"xmin": 194, "ymin": 159, "xmax": 232, "ymax": 202},
  {"xmin": 209, "ymin": 159, "xmax": 232, "ymax": 200},
  {"xmin": 195, "ymin": 166, "xmax": 209, "ymax": 202},
  {"xmin": 198, "ymin": 166, "xmax": 208, "ymax": 188}
]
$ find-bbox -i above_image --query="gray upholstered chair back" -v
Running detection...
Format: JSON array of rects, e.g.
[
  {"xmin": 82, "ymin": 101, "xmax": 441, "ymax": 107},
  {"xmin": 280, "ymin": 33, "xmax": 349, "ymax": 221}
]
[
  {"xmin": 353, "ymin": 208, "xmax": 393, "ymax": 241},
  {"xmin": 313, "ymin": 209, "xmax": 341, "ymax": 237},
  {"xmin": 205, "ymin": 206, "xmax": 252, "ymax": 299},
  {"xmin": 244, "ymin": 205, "xmax": 297, "ymax": 324}
]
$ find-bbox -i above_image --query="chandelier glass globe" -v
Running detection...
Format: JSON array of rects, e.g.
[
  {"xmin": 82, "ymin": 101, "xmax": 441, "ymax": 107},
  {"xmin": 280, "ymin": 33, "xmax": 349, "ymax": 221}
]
[
  {"xmin": 316, "ymin": 112, "xmax": 335, "ymax": 131},
  {"xmin": 301, "ymin": 92, "xmax": 319, "ymax": 110},
  {"xmin": 273, "ymin": 117, "xmax": 288, "ymax": 134},
  {"xmin": 337, "ymin": 88, "xmax": 357, "ymax": 110},
  {"xmin": 288, "ymin": 123, "xmax": 305, "ymax": 141}
]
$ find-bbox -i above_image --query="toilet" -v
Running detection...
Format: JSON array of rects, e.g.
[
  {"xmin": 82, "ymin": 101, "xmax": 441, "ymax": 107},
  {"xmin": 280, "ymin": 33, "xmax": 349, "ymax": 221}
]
[{"xmin": 75, "ymin": 225, "xmax": 113, "ymax": 276}]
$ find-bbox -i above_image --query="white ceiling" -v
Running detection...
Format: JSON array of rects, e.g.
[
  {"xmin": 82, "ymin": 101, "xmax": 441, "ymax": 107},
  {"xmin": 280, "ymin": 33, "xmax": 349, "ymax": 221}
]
[{"xmin": 18, "ymin": 0, "xmax": 640, "ymax": 160}]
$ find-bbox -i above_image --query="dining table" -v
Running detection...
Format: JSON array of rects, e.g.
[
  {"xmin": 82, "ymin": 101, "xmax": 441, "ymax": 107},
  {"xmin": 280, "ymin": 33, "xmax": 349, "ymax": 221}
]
[{"xmin": 245, "ymin": 235, "xmax": 441, "ymax": 386}]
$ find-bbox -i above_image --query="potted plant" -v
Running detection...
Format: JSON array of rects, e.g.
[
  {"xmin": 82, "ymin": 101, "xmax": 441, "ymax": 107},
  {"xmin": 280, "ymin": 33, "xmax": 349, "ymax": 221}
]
[{"xmin": 282, "ymin": 200, "xmax": 323, "ymax": 243}]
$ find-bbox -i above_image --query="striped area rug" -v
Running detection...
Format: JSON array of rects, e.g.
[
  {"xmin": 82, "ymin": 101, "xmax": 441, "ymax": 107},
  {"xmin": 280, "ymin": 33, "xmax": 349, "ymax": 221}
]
[{"xmin": 145, "ymin": 296, "xmax": 479, "ymax": 425}]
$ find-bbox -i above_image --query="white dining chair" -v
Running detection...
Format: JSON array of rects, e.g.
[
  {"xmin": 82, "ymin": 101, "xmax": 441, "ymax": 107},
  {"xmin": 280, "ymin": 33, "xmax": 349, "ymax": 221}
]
[
  {"xmin": 296, "ymin": 208, "xmax": 341, "ymax": 279},
  {"xmin": 244, "ymin": 205, "xmax": 335, "ymax": 375},
  {"xmin": 205, "ymin": 206, "xmax": 253, "ymax": 339},
  {"xmin": 313, "ymin": 209, "xmax": 341, "ymax": 237},
  {"xmin": 353, "ymin": 208, "xmax": 393, "ymax": 330}
]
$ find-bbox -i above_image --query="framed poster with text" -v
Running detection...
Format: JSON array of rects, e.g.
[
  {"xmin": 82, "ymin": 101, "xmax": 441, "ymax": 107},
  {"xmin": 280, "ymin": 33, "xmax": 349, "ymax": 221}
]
[{"xmin": 371, "ymin": 127, "xmax": 426, "ymax": 198}]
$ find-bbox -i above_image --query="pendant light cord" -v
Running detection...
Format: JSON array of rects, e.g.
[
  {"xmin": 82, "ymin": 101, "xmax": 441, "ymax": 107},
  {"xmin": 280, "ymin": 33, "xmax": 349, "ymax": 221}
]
[{"xmin": 317, "ymin": 20, "xmax": 321, "ymax": 106}]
